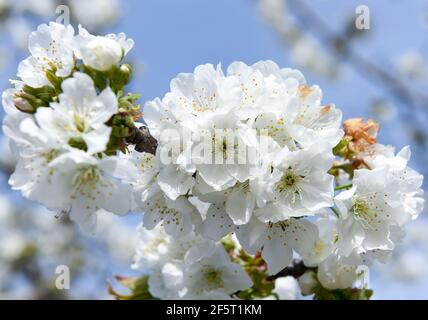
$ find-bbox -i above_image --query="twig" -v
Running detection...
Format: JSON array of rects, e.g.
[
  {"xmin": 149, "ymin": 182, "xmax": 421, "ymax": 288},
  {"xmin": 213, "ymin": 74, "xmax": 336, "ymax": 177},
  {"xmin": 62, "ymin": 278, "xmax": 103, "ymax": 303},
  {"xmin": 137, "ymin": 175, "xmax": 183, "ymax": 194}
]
[
  {"xmin": 266, "ymin": 259, "xmax": 313, "ymax": 281},
  {"xmin": 125, "ymin": 126, "xmax": 158, "ymax": 155}
]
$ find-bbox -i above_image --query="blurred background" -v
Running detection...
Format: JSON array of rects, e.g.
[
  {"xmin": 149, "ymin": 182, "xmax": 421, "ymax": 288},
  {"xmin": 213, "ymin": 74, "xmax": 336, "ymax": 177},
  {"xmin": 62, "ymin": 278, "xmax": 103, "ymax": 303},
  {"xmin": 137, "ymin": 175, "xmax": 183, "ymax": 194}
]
[{"xmin": 0, "ymin": 0, "xmax": 427, "ymax": 299}]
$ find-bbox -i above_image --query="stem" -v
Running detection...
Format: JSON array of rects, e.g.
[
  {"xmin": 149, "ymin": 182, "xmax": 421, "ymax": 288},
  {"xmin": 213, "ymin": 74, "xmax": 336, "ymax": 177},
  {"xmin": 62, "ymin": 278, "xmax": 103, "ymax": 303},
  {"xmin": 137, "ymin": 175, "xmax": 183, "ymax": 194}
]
[
  {"xmin": 330, "ymin": 206, "xmax": 340, "ymax": 218},
  {"xmin": 334, "ymin": 184, "xmax": 352, "ymax": 191}
]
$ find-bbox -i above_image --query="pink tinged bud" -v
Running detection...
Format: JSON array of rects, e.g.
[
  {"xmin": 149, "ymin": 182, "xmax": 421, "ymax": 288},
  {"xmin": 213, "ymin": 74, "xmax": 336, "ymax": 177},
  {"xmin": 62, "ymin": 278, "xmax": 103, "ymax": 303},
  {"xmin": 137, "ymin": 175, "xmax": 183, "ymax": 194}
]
[{"xmin": 13, "ymin": 97, "xmax": 36, "ymax": 113}]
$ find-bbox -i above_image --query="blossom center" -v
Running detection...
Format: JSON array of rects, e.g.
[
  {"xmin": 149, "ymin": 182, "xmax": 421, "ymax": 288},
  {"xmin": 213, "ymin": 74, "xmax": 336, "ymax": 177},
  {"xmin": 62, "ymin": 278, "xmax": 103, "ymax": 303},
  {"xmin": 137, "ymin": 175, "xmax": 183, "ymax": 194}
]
[
  {"xmin": 351, "ymin": 195, "xmax": 382, "ymax": 230},
  {"xmin": 275, "ymin": 168, "xmax": 304, "ymax": 203},
  {"xmin": 42, "ymin": 149, "xmax": 60, "ymax": 163},
  {"xmin": 70, "ymin": 166, "xmax": 104, "ymax": 200},
  {"xmin": 203, "ymin": 267, "xmax": 224, "ymax": 288},
  {"xmin": 73, "ymin": 113, "xmax": 88, "ymax": 133}
]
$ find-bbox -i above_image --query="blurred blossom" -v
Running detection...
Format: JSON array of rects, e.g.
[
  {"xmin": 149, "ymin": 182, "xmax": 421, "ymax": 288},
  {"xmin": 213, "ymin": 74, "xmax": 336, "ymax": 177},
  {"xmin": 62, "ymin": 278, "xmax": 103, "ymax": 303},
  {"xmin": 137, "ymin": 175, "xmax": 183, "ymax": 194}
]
[
  {"xmin": 0, "ymin": 0, "xmax": 121, "ymax": 63},
  {"xmin": 390, "ymin": 251, "xmax": 427, "ymax": 281},
  {"xmin": 374, "ymin": 218, "xmax": 428, "ymax": 283},
  {"xmin": 96, "ymin": 213, "xmax": 138, "ymax": 264},
  {"xmin": 15, "ymin": 0, "xmax": 56, "ymax": 17},
  {"xmin": 0, "ymin": 194, "xmax": 137, "ymax": 299},
  {"xmin": 370, "ymin": 100, "xmax": 397, "ymax": 123},
  {"xmin": 290, "ymin": 35, "xmax": 338, "ymax": 77},
  {"xmin": 5, "ymin": 17, "xmax": 33, "ymax": 50},
  {"xmin": 258, "ymin": 0, "xmax": 339, "ymax": 77},
  {"xmin": 396, "ymin": 50, "xmax": 426, "ymax": 79},
  {"xmin": 68, "ymin": 0, "xmax": 120, "ymax": 31}
]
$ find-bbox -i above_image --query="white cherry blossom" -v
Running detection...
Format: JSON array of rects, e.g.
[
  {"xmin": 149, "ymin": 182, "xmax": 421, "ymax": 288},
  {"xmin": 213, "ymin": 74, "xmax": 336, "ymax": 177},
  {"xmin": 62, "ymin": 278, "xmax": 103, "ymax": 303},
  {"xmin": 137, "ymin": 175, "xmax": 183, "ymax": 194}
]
[
  {"xmin": 74, "ymin": 25, "xmax": 134, "ymax": 71},
  {"xmin": 334, "ymin": 158, "xmax": 423, "ymax": 258},
  {"xmin": 254, "ymin": 142, "xmax": 334, "ymax": 223},
  {"xmin": 17, "ymin": 22, "xmax": 75, "ymax": 87},
  {"xmin": 236, "ymin": 217, "xmax": 318, "ymax": 274},
  {"xmin": 180, "ymin": 243, "xmax": 252, "ymax": 299},
  {"xmin": 35, "ymin": 72, "xmax": 117, "ymax": 154}
]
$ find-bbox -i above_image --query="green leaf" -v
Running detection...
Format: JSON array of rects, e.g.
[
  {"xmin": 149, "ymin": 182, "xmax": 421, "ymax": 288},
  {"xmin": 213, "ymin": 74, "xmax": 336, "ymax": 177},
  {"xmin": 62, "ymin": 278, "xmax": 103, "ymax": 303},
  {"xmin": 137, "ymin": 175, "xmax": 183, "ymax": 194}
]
[{"xmin": 333, "ymin": 138, "xmax": 349, "ymax": 156}]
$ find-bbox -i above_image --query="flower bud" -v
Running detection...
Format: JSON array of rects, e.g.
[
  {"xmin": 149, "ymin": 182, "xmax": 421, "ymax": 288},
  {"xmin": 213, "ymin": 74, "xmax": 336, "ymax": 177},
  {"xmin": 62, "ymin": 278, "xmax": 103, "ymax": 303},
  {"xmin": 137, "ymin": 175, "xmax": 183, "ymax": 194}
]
[
  {"xmin": 13, "ymin": 93, "xmax": 46, "ymax": 113},
  {"xmin": 111, "ymin": 113, "xmax": 134, "ymax": 138},
  {"xmin": 298, "ymin": 271, "xmax": 318, "ymax": 296},
  {"xmin": 13, "ymin": 97, "xmax": 36, "ymax": 113},
  {"xmin": 81, "ymin": 37, "xmax": 123, "ymax": 71},
  {"xmin": 118, "ymin": 64, "xmax": 132, "ymax": 85}
]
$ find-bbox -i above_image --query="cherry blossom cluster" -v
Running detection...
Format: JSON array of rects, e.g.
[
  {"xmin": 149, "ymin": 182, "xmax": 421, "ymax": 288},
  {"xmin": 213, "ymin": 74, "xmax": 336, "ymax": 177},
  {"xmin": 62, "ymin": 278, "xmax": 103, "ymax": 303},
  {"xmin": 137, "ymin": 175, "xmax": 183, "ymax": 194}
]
[
  {"xmin": 2, "ymin": 22, "xmax": 424, "ymax": 299},
  {"xmin": 126, "ymin": 62, "xmax": 424, "ymax": 298},
  {"xmin": 135, "ymin": 61, "xmax": 343, "ymax": 275},
  {"xmin": 2, "ymin": 21, "xmax": 138, "ymax": 232}
]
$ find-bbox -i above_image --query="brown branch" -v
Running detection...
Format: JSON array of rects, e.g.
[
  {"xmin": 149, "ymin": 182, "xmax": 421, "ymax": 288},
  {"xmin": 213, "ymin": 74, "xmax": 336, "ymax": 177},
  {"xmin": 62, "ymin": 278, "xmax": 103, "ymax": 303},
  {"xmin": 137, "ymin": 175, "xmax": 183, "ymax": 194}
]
[
  {"xmin": 125, "ymin": 126, "xmax": 158, "ymax": 155},
  {"xmin": 266, "ymin": 259, "xmax": 313, "ymax": 281}
]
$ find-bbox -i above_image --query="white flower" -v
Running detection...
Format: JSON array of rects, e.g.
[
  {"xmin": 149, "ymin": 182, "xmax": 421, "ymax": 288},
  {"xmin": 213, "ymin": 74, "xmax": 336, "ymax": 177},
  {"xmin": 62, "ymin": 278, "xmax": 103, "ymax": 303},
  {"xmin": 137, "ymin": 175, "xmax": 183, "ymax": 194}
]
[
  {"xmin": 148, "ymin": 263, "xmax": 186, "ymax": 299},
  {"xmin": 143, "ymin": 61, "xmax": 338, "ymax": 231},
  {"xmin": 35, "ymin": 72, "xmax": 117, "ymax": 154},
  {"xmin": 335, "ymin": 160, "xmax": 423, "ymax": 258},
  {"xmin": 188, "ymin": 112, "xmax": 260, "ymax": 193},
  {"xmin": 197, "ymin": 202, "xmax": 235, "ymax": 241},
  {"xmin": 317, "ymin": 255, "xmax": 368, "ymax": 290},
  {"xmin": 4, "ymin": 114, "xmax": 66, "ymax": 209},
  {"xmin": 74, "ymin": 25, "xmax": 134, "ymax": 71},
  {"xmin": 226, "ymin": 60, "xmax": 303, "ymax": 119},
  {"xmin": 249, "ymin": 89, "xmax": 343, "ymax": 151},
  {"xmin": 140, "ymin": 187, "xmax": 201, "ymax": 238},
  {"xmin": 122, "ymin": 147, "xmax": 199, "ymax": 236},
  {"xmin": 181, "ymin": 243, "xmax": 252, "ymax": 299},
  {"xmin": 132, "ymin": 227, "xmax": 251, "ymax": 300},
  {"xmin": 363, "ymin": 145, "xmax": 424, "ymax": 223},
  {"xmin": 236, "ymin": 217, "xmax": 318, "ymax": 274},
  {"xmin": 124, "ymin": 125, "xmax": 195, "ymax": 201},
  {"xmin": 254, "ymin": 142, "xmax": 334, "ymax": 223},
  {"xmin": 18, "ymin": 22, "xmax": 75, "ymax": 87},
  {"xmin": 228, "ymin": 61, "xmax": 342, "ymax": 149},
  {"xmin": 302, "ymin": 213, "xmax": 338, "ymax": 267},
  {"xmin": 8, "ymin": 136, "xmax": 134, "ymax": 232},
  {"xmin": 121, "ymin": 148, "xmax": 158, "ymax": 191},
  {"xmin": 35, "ymin": 151, "xmax": 134, "ymax": 232},
  {"xmin": 163, "ymin": 63, "xmax": 241, "ymax": 121},
  {"xmin": 132, "ymin": 224, "xmax": 212, "ymax": 273}
]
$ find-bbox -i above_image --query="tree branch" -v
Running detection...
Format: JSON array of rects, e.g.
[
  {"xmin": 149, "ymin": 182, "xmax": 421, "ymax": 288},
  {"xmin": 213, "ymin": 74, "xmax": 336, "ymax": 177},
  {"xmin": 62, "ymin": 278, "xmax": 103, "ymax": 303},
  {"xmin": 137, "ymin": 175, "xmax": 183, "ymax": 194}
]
[
  {"xmin": 125, "ymin": 126, "xmax": 158, "ymax": 155},
  {"xmin": 266, "ymin": 259, "xmax": 313, "ymax": 281}
]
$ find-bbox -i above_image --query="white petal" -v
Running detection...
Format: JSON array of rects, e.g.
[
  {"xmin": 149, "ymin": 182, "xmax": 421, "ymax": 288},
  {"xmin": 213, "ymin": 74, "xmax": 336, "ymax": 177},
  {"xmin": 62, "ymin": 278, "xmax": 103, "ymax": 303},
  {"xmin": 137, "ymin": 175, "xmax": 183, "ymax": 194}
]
[
  {"xmin": 225, "ymin": 188, "xmax": 255, "ymax": 225},
  {"xmin": 199, "ymin": 204, "xmax": 234, "ymax": 241}
]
